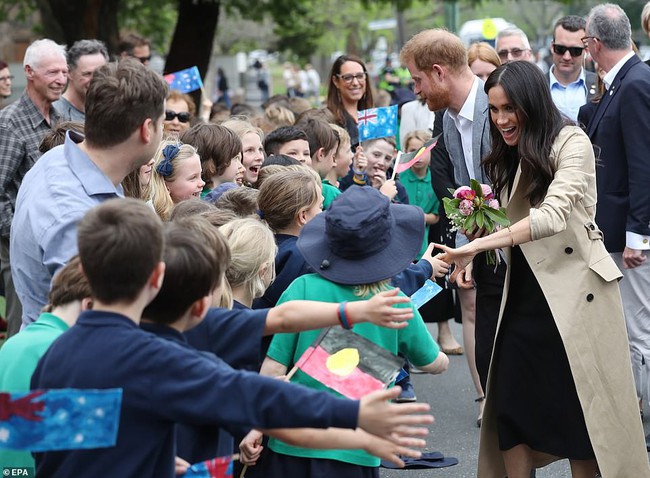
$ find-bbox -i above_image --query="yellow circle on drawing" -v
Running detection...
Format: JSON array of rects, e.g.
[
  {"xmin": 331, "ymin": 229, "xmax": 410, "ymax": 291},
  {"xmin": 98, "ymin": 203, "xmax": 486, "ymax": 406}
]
[
  {"xmin": 326, "ymin": 348, "xmax": 360, "ymax": 376},
  {"xmin": 482, "ymin": 19, "xmax": 498, "ymax": 40}
]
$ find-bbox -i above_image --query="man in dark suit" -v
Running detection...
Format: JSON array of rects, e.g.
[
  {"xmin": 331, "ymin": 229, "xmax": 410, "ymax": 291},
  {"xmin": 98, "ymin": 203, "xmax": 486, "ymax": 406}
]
[
  {"xmin": 547, "ymin": 15, "xmax": 598, "ymax": 122},
  {"xmin": 585, "ymin": 3, "xmax": 650, "ymax": 445}
]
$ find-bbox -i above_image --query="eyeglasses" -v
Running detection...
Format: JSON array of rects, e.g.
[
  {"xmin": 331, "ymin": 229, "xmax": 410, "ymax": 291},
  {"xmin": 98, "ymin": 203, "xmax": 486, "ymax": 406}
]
[
  {"xmin": 497, "ymin": 48, "xmax": 530, "ymax": 60},
  {"xmin": 552, "ymin": 44, "xmax": 585, "ymax": 57},
  {"xmin": 580, "ymin": 36, "xmax": 599, "ymax": 47},
  {"xmin": 0, "ymin": 75, "xmax": 14, "ymax": 82},
  {"xmin": 131, "ymin": 55, "xmax": 151, "ymax": 64},
  {"xmin": 336, "ymin": 72, "xmax": 367, "ymax": 84},
  {"xmin": 165, "ymin": 110, "xmax": 191, "ymax": 123}
]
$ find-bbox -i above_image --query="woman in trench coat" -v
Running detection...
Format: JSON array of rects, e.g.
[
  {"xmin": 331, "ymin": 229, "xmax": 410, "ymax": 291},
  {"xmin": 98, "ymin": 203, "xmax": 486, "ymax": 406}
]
[{"xmin": 437, "ymin": 61, "xmax": 649, "ymax": 478}]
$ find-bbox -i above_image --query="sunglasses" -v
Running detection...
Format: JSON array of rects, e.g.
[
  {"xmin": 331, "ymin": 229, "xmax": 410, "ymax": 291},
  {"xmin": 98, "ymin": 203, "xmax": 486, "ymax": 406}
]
[
  {"xmin": 336, "ymin": 72, "xmax": 367, "ymax": 84},
  {"xmin": 165, "ymin": 110, "xmax": 191, "ymax": 123},
  {"xmin": 132, "ymin": 55, "xmax": 151, "ymax": 64},
  {"xmin": 552, "ymin": 44, "xmax": 585, "ymax": 57},
  {"xmin": 497, "ymin": 48, "xmax": 530, "ymax": 60}
]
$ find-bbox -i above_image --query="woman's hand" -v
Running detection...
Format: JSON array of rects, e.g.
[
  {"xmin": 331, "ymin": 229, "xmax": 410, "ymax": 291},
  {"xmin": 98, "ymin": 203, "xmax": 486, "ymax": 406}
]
[{"xmin": 433, "ymin": 243, "xmax": 478, "ymax": 283}]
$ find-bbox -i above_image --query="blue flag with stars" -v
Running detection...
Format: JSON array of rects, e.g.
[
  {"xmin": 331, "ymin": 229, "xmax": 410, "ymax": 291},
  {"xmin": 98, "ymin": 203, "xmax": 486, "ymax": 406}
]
[
  {"xmin": 164, "ymin": 66, "xmax": 204, "ymax": 94},
  {"xmin": 0, "ymin": 389, "xmax": 122, "ymax": 452},
  {"xmin": 357, "ymin": 105, "xmax": 398, "ymax": 142}
]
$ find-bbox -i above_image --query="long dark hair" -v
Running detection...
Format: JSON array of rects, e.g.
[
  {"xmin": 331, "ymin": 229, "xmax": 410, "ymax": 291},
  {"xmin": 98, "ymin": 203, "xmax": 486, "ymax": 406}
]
[
  {"xmin": 326, "ymin": 54, "xmax": 374, "ymax": 126},
  {"xmin": 482, "ymin": 61, "xmax": 566, "ymax": 205}
]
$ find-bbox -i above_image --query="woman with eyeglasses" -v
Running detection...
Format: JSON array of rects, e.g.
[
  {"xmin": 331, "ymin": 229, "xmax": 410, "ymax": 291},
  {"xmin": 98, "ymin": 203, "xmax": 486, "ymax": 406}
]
[
  {"xmin": 0, "ymin": 60, "xmax": 13, "ymax": 104},
  {"xmin": 326, "ymin": 54, "xmax": 374, "ymax": 150},
  {"xmin": 164, "ymin": 90, "xmax": 195, "ymax": 138}
]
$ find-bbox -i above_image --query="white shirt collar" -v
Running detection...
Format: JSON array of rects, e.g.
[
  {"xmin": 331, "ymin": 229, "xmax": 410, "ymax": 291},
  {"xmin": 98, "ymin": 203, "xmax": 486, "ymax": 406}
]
[
  {"xmin": 602, "ymin": 51, "xmax": 635, "ymax": 90},
  {"xmin": 549, "ymin": 65, "xmax": 586, "ymax": 87}
]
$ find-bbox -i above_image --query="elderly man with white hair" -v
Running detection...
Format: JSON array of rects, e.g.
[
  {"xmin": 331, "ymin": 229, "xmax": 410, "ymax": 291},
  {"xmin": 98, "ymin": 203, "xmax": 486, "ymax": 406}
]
[
  {"xmin": 495, "ymin": 27, "xmax": 535, "ymax": 64},
  {"xmin": 0, "ymin": 38, "xmax": 67, "ymax": 338}
]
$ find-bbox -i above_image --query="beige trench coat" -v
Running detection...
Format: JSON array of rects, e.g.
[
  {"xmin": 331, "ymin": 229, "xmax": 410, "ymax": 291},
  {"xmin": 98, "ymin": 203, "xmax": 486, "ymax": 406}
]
[{"xmin": 477, "ymin": 126, "xmax": 650, "ymax": 477}]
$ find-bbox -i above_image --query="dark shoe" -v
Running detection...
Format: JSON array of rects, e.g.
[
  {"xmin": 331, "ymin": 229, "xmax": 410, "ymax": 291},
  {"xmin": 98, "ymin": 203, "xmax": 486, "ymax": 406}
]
[
  {"xmin": 395, "ymin": 380, "xmax": 417, "ymax": 403},
  {"xmin": 645, "ymin": 432, "xmax": 650, "ymax": 452},
  {"xmin": 476, "ymin": 396, "xmax": 485, "ymax": 427}
]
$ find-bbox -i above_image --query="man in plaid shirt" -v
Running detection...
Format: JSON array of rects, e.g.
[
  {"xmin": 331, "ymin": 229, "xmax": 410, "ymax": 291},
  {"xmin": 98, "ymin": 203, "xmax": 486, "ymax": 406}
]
[{"xmin": 0, "ymin": 39, "xmax": 67, "ymax": 338}]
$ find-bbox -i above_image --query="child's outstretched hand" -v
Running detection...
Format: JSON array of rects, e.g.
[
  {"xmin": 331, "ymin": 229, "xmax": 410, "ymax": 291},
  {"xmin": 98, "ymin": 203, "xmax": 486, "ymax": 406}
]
[
  {"xmin": 348, "ymin": 288, "xmax": 413, "ymax": 329},
  {"xmin": 360, "ymin": 429, "xmax": 425, "ymax": 468},
  {"xmin": 174, "ymin": 456, "xmax": 190, "ymax": 475},
  {"xmin": 378, "ymin": 177, "xmax": 398, "ymax": 200},
  {"xmin": 358, "ymin": 387, "xmax": 433, "ymax": 440},
  {"xmin": 420, "ymin": 243, "xmax": 450, "ymax": 278}
]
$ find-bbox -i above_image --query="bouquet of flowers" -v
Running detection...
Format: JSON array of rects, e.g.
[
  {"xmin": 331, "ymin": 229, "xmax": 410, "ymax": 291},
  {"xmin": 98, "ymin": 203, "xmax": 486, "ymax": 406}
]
[{"xmin": 442, "ymin": 179, "xmax": 511, "ymax": 264}]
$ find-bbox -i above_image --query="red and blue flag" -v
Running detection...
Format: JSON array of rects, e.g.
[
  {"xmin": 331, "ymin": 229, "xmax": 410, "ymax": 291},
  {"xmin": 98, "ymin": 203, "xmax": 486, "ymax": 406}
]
[
  {"xmin": 181, "ymin": 455, "xmax": 233, "ymax": 478},
  {"xmin": 164, "ymin": 66, "xmax": 204, "ymax": 94},
  {"xmin": 0, "ymin": 389, "xmax": 122, "ymax": 452},
  {"xmin": 357, "ymin": 105, "xmax": 398, "ymax": 142}
]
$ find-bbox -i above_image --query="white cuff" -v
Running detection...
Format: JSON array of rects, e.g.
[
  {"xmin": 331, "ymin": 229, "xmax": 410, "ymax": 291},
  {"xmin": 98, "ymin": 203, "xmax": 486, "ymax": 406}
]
[{"xmin": 626, "ymin": 231, "xmax": 650, "ymax": 250}]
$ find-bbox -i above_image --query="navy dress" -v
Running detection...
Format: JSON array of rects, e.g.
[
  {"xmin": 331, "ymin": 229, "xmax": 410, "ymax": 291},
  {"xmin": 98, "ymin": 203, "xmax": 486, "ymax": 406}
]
[{"xmin": 493, "ymin": 244, "xmax": 594, "ymax": 459}]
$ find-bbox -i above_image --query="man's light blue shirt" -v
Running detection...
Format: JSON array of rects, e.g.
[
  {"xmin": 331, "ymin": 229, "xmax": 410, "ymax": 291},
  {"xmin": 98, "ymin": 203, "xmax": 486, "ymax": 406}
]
[
  {"xmin": 549, "ymin": 66, "xmax": 588, "ymax": 122},
  {"xmin": 10, "ymin": 132, "xmax": 123, "ymax": 326}
]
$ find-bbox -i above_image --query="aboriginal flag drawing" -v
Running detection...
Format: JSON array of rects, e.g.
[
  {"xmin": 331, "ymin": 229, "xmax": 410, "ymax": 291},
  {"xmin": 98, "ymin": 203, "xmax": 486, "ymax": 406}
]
[{"xmin": 294, "ymin": 327, "xmax": 404, "ymax": 399}]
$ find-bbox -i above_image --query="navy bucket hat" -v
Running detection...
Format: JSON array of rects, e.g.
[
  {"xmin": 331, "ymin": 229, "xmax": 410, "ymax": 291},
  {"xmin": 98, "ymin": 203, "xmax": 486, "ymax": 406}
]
[{"xmin": 297, "ymin": 186, "xmax": 424, "ymax": 285}]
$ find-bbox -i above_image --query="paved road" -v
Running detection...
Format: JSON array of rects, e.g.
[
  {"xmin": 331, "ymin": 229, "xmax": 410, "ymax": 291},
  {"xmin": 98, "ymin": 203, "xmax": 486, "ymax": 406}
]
[{"xmin": 380, "ymin": 322, "xmax": 650, "ymax": 478}]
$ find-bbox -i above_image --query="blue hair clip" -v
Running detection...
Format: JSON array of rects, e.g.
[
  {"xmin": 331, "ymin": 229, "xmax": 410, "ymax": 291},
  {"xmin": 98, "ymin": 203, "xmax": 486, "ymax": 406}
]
[
  {"xmin": 256, "ymin": 209, "xmax": 265, "ymax": 220},
  {"xmin": 156, "ymin": 144, "xmax": 180, "ymax": 177}
]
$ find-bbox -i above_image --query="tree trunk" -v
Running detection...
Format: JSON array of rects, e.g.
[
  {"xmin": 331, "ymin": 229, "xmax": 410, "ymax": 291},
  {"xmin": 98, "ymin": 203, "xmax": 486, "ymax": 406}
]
[
  {"xmin": 165, "ymin": 0, "xmax": 221, "ymax": 108},
  {"xmin": 40, "ymin": 0, "xmax": 121, "ymax": 53}
]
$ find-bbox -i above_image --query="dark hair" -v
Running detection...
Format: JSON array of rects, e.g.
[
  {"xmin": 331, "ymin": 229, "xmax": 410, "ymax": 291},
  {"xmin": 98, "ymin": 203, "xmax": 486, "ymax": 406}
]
[
  {"xmin": 554, "ymin": 15, "xmax": 587, "ymax": 37},
  {"xmin": 142, "ymin": 217, "xmax": 229, "ymax": 324},
  {"xmin": 326, "ymin": 55, "xmax": 374, "ymax": 127},
  {"xmin": 181, "ymin": 123, "xmax": 242, "ymax": 184},
  {"xmin": 169, "ymin": 198, "xmax": 215, "ymax": 221},
  {"xmin": 84, "ymin": 59, "xmax": 168, "ymax": 148},
  {"xmin": 47, "ymin": 255, "xmax": 91, "ymax": 310},
  {"xmin": 230, "ymin": 103, "xmax": 259, "ymax": 118},
  {"xmin": 295, "ymin": 117, "xmax": 339, "ymax": 160},
  {"xmin": 261, "ymin": 154, "xmax": 302, "ymax": 167},
  {"xmin": 482, "ymin": 62, "xmax": 565, "ymax": 206},
  {"xmin": 295, "ymin": 107, "xmax": 336, "ymax": 124},
  {"xmin": 214, "ymin": 187, "xmax": 259, "ymax": 217},
  {"xmin": 118, "ymin": 33, "xmax": 150, "ymax": 55},
  {"xmin": 264, "ymin": 126, "xmax": 309, "ymax": 156},
  {"xmin": 39, "ymin": 121, "xmax": 85, "ymax": 154},
  {"xmin": 0, "ymin": 60, "xmax": 8, "ymax": 70},
  {"xmin": 67, "ymin": 39, "xmax": 109, "ymax": 70},
  {"xmin": 77, "ymin": 198, "xmax": 163, "ymax": 304}
]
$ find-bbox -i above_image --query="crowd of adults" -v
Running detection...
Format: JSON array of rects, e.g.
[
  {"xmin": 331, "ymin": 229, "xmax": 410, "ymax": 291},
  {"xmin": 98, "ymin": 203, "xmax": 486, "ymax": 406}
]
[{"xmin": 0, "ymin": 2, "xmax": 649, "ymax": 477}]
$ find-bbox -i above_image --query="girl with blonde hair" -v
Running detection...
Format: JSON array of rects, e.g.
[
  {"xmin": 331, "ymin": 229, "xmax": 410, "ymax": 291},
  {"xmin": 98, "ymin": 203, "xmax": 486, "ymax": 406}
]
[{"xmin": 149, "ymin": 140, "xmax": 205, "ymax": 220}]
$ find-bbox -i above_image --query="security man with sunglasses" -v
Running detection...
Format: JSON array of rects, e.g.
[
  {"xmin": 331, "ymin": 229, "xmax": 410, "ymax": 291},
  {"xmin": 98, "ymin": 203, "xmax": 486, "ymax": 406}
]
[{"xmin": 548, "ymin": 15, "xmax": 597, "ymax": 122}]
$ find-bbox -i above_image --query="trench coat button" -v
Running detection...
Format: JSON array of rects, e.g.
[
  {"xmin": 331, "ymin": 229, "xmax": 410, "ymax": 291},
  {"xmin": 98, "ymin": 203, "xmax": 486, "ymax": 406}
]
[
  {"xmin": 586, "ymin": 293, "xmax": 594, "ymax": 302},
  {"xmin": 565, "ymin": 247, "xmax": 573, "ymax": 254}
]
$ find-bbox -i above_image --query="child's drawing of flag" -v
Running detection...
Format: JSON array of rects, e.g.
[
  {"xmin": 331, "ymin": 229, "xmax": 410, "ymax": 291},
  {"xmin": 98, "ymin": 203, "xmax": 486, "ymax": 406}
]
[
  {"xmin": 164, "ymin": 66, "xmax": 204, "ymax": 94},
  {"xmin": 295, "ymin": 327, "xmax": 403, "ymax": 399},
  {"xmin": 181, "ymin": 455, "xmax": 233, "ymax": 478},
  {"xmin": 357, "ymin": 105, "xmax": 398, "ymax": 142},
  {"xmin": 394, "ymin": 134, "xmax": 441, "ymax": 174},
  {"xmin": 0, "ymin": 389, "xmax": 122, "ymax": 452}
]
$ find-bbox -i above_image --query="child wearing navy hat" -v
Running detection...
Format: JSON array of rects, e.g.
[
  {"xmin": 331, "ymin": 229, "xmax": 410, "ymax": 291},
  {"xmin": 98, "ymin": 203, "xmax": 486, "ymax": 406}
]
[{"xmin": 242, "ymin": 186, "xmax": 449, "ymax": 478}]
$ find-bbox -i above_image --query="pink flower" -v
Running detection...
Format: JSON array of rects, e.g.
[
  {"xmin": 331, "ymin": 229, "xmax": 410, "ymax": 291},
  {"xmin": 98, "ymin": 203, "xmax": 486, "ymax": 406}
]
[
  {"xmin": 488, "ymin": 199, "xmax": 500, "ymax": 209},
  {"xmin": 481, "ymin": 184, "xmax": 494, "ymax": 199},
  {"xmin": 454, "ymin": 186, "xmax": 475, "ymax": 200},
  {"xmin": 459, "ymin": 199, "xmax": 474, "ymax": 216}
]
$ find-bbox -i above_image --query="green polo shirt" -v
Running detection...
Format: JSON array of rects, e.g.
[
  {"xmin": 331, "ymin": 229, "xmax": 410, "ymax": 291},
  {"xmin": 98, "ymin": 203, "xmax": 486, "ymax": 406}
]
[
  {"xmin": 0, "ymin": 312, "xmax": 70, "ymax": 468},
  {"xmin": 267, "ymin": 273, "xmax": 439, "ymax": 467},
  {"xmin": 399, "ymin": 168, "xmax": 440, "ymax": 259}
]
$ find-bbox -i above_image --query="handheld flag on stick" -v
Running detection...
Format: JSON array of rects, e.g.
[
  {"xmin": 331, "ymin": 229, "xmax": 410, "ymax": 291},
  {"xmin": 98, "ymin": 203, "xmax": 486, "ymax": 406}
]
[
  {"xmin": 392, "ymin": 134, "xmax": 441, "ymax": 179},
  {"xmin": 181, "ymin": 455, "xmax": 233, "ymax": 478},
  {"xmin": 0, "ymin": 389, "xmax": 122, "ymax": 451},
  {"xmin": 164, "ymin": 66, "xmax": 204, "ymax": 94},
  {"xmin": 357, "ymin": 105, "xmax": 398, "ymax": 142},
  {"xmin": 294, "ymin": 327, "xmax": 403, "ymax": 399}
]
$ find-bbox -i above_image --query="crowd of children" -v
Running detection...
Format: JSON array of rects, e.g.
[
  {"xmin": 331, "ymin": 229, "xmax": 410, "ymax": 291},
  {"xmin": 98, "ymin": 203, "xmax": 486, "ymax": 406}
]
[{"xmin": 0, "ymin": 58, "xmax": 455, "ymax": 477}]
